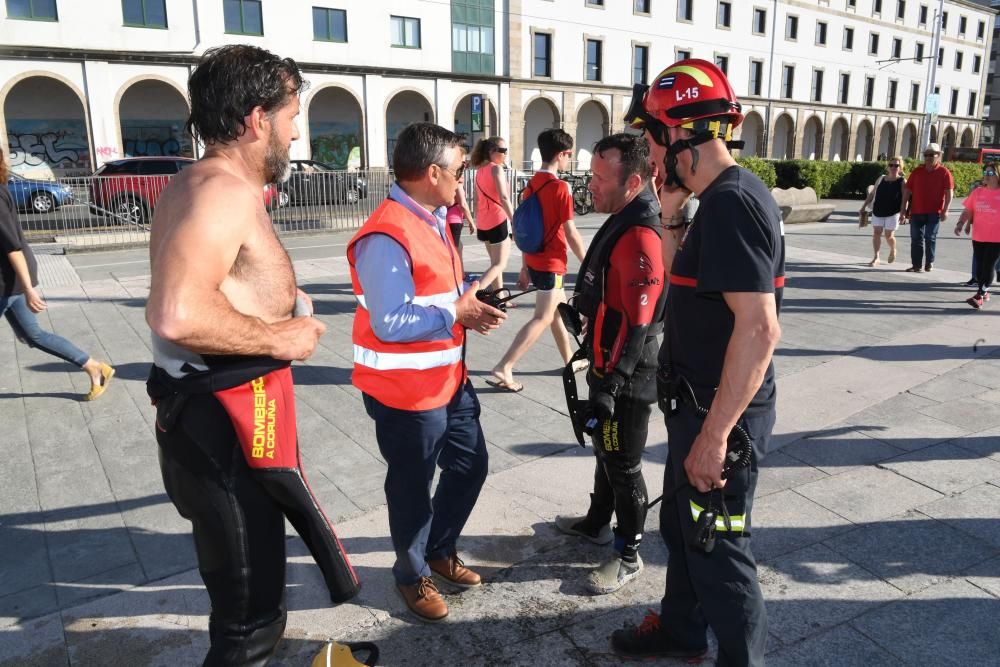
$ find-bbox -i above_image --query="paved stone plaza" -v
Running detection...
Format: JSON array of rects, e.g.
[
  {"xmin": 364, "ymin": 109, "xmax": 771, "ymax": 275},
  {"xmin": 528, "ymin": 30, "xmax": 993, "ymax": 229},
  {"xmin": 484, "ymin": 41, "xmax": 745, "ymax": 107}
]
[{"xmin": 1, "ymin": 201, "xmax": 998, "ymax": 666}]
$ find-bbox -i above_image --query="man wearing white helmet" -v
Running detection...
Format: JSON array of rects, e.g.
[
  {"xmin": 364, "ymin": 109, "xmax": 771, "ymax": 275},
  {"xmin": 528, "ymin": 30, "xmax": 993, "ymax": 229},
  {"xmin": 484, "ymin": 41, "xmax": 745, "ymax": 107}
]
[{"xmin": 614, "ymin": 59, "xmax": 784, "ymax": 666}]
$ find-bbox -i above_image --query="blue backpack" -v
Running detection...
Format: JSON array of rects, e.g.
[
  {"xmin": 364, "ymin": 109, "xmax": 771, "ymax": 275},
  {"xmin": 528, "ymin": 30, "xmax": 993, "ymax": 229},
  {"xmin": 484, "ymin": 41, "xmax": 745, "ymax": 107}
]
[{"xmin": 513, "ymin": 179, "xmax": 557, "ymax": 253}]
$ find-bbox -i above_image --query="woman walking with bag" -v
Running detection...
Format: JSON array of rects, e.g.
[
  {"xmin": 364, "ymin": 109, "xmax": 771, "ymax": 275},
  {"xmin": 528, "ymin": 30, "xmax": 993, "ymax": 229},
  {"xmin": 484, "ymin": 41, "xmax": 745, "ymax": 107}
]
[
  {"xmin": 471, "ymin": 137, "xmax": 515, "ymax": 291},
  {"xmin": 859, "ymin": 156, "xmax": 905, "ymax": 266}
]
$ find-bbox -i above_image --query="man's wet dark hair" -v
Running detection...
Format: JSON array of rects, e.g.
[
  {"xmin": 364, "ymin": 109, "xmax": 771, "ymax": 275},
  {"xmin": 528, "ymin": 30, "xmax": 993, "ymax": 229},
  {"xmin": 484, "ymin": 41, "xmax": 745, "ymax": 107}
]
[
  {"xmin": 186, "ymin": 45, "xmax": 305, "ymax": 145},
  {"xmin": 538, "ymin": 128, "xmax": 573, "ymax": 163},
  {"xmin": 593, "ymin": 133, "xmax": 652, "ymax": 185},
  {"xmin": 392, "ymin": 123, "xmax": 463, "ymax": 182}
]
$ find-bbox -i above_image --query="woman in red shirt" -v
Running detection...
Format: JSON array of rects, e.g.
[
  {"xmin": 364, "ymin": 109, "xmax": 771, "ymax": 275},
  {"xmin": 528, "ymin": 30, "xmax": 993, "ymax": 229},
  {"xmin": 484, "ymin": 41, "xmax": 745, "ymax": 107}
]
[{"xmin": 470, "ymin": 137, "xmax": 515, "ymax": 290}]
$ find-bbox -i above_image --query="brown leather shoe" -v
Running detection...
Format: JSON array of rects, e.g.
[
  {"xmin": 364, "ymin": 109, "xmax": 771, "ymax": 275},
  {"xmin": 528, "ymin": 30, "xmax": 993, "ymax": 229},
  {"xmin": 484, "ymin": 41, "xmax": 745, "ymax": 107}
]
[
  {"xmin": 428, "ymin": 554, "xmax": 482, "ymax": 588},
  {"xmin": 397, "ymin": 576, "xmax": 448, "ymax": 622}
]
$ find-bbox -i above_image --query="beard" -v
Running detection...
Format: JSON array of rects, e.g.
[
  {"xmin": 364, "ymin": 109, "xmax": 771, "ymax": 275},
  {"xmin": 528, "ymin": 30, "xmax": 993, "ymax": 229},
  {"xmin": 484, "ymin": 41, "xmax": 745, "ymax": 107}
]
[{"xmin": 264, "ymin": 128, "xmax": 291, "ymax": 183}]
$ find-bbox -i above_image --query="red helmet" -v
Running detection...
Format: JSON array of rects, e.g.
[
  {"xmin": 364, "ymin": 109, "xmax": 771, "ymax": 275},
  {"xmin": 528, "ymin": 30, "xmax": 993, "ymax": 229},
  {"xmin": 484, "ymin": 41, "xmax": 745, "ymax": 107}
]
[{"xmin": 625, "ymin": 59, "xmax": 743, "ymax": 146}]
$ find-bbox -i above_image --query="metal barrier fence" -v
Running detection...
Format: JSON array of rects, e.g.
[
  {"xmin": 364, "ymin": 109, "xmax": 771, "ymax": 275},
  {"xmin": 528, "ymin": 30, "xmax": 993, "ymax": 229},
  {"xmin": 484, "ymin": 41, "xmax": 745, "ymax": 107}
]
[{"xmin": 12, "ymin": 166, "xmax": 593, "ymax": 250}]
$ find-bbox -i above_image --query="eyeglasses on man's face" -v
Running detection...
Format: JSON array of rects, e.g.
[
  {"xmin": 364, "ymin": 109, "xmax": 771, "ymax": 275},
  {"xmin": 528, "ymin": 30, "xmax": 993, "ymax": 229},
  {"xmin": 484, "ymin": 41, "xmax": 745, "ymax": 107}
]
[
  {"xmin": 985, "ymin": 170, "xmax": 998, "ymax": 177},
  {"xmin": 438, "ymin": 160, "xmax": 468, "ymax": 180},
  {"xmin": 923, "ymin": 153, "xmax": 938, "ymax": 158}
]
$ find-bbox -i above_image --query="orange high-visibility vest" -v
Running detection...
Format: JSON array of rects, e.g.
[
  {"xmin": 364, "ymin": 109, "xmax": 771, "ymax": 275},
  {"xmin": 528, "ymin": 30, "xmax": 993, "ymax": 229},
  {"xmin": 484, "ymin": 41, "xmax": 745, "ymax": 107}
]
[{"xmin": 346, "ymin": 198, "xmax": 465, "ymax": 411}]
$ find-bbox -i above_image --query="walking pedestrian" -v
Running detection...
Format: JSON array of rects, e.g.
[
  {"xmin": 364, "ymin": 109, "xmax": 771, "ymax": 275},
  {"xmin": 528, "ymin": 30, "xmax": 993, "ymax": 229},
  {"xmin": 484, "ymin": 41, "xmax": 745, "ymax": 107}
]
[
  {"xmin": 470, "ymin": 137, "xmax": 515, "ymax": 290},
  {"xmin": 859, "ymin": 157, "xmax": 904, "ymax": 266},
  {"xmin": 614, "ymin": 59, "xmax": 784, "ymax": 666},
  {"xmin": 901, "ymin": 143, "xmax": 954, "ymax": 272},
  {"xmin": 0, "ymin": 150, "xmax": 114, "ymax": 401},
  {"xmin": 554, "ymin": 133, "xmax": 666, "ymax": 594},
  {"xmin": 348, "ymin": 122, "xmax": 506, "ymax": 622},
  {"xmin": 955, "ymin": 163, "xmax": 1000, "ymax": 309}
]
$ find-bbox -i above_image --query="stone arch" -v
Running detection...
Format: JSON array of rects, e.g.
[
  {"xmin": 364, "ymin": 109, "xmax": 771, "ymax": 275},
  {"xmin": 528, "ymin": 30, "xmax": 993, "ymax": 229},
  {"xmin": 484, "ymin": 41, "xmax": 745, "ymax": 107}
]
[
  {"xmin": 801, "ymin": 116, "xmax": 823, "ymax": 160},
  {"xmin": 855, "ymin": 119, "xmax": 874, "ymax": 161},
  {"xmin": 738, "ymin": 111, "xmax": 764, "ymax": 158},
  {"xmin": 942, "ymin": 125, "xmax": 956, "ymax": 148},
  {"xmin": 771, "ymin": 113, "xmax": 795, "ymax": 159},
  {"xmin": 900, "ymin": 122, "xmax": 918, "ymax": 158},
  {"xmin": 960, "ymin": 127, "xmax": 974, "ymax": 147},
  {"xmin": 877, "ymin": 121, "xmax": 896, "ymax": 160},
  {"xmin": 117, "ymin": 78, "xmax": 192, "ymax": 158},
  {"xmin": 2, "ymin": 73, "xmax": 92, "ymax": 177},
  {"xmin": 574, "ymin": 99, "xmax": 609, "ymax": 170},
  {"xmin": 522, "ymin": 95, "xmax": 561, "ymax": 170},
  {"xmin": 829, "ymin": 117, "xmax": 850, "ymax": 161},
  {"xmin": 385, "ymin": 89, "xmax": 435, "ymax": 165},
  {"xmin": 453, "ymin": 92, "xmax": 498, "ymax": 150},
  {"xmin": 308, "ymin": 84, "xmax": 366, "ymax": 169},
  {"xmin": 929, "ymin": 125, "xmax": 938, "ymax": 143}
]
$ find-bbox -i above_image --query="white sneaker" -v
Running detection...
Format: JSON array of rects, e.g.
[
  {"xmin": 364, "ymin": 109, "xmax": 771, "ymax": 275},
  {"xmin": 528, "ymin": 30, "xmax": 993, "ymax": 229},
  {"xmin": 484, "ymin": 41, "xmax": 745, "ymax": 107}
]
[{"xmin": 587, "ymin": 554, "xmax": 643, "ymax": 594}]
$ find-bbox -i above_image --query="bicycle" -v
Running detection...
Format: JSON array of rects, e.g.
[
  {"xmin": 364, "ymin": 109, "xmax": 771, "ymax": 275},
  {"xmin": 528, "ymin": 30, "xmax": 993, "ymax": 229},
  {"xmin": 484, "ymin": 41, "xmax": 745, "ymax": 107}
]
[{"xmin": 571, "ymin": 172, "xmax": 594, "ymax": 216}]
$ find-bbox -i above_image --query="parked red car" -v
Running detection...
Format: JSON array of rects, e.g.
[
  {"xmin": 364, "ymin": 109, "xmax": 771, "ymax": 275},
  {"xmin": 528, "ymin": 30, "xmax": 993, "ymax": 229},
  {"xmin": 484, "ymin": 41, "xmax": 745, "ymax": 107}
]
[{"xmin": 89, "ymin": 157, "xmax": 281, "ymax": 226}]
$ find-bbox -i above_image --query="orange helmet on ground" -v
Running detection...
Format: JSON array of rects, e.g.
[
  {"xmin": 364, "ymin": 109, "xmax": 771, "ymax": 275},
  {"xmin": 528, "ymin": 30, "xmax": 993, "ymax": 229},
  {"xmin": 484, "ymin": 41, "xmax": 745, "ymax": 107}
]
[{"xmin": 625, "ymin": 58, "xmax": 743, "ymax": 147}]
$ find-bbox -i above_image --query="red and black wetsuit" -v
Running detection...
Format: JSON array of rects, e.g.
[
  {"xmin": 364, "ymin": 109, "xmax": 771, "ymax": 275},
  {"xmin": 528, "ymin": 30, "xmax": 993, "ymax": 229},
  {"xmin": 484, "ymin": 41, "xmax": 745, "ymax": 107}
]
[{"xmin": 573, "ymin": 187, "xmax": 666, "ymax": 562}]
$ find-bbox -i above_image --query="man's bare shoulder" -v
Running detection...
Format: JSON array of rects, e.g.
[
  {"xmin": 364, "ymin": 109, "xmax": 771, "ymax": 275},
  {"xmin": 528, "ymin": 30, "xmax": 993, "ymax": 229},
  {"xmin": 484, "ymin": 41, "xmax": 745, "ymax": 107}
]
[{"xmin": 171, "ymin": 160, "xmax": 259, "ymax": 207}]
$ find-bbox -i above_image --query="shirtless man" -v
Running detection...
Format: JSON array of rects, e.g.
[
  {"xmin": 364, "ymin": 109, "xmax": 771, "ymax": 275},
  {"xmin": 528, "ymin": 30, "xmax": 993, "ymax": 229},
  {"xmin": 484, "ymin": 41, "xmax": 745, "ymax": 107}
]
[{"xmin": 145, "ymin": 45, "xmax": 357, "ymax": 666}]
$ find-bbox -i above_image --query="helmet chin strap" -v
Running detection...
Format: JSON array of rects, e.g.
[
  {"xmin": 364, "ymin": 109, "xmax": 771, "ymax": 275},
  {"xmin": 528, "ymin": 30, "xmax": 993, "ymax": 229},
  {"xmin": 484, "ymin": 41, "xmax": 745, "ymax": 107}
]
[{"xmin": 661, "ymin": 133, "xmax": 715, "ymax": 190}]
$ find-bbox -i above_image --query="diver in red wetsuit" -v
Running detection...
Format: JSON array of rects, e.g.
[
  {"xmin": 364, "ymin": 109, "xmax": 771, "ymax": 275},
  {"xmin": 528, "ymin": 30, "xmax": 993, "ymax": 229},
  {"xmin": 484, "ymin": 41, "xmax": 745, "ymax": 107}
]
[{"xmin": 554, "ymin": 133, "xmax": 666, "ymax": 595}]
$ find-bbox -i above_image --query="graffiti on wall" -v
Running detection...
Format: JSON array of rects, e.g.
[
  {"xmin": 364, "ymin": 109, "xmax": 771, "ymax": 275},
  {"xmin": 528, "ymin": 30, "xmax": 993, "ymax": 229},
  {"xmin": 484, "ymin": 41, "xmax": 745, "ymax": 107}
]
[
  {"xmin": 7, "ymin": 119, "xmax": 91, "ymax": 177},
  {"xmin": 310, "ymin": 121, "xmax": 361, "ymax": 170},
  {"xmin": 122, "ymin": 121, "xmax": 193, "ymax": 158}
]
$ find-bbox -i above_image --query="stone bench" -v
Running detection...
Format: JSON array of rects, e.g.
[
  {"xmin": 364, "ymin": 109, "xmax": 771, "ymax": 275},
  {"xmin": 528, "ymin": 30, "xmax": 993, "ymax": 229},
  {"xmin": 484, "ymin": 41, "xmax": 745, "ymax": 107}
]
[{"xmin": 770, "ymin": 186, "xmax": 836, "ymax": 224}]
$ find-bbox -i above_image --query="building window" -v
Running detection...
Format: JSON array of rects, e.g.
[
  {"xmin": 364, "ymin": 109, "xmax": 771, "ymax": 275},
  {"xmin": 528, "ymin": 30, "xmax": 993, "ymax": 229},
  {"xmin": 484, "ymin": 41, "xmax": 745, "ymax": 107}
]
[
  {"xmin": 452, "ymin": 0, "xmax": 495, "ymax": 75},
  {"xmin": 633, "ymin": 45, "xmax": 648, "ymax": 84},
  {"xmin": 749, "ymin": 59, "xmax": 764, "ymax": 95},
  {"xmin": 533, "ymin": 32, "xmax": 551, "ymax": 77},
  {"xmin": 941, "ymin": 11, "xmax": 947, "ymax": 30},
  {"xmin": 785, "ymin": 15, "xmax": 798, "ymax": 40},
  {"xmin": 955, "ymin": 51, "xmax": 963, "ymax": 71},
  {"xmin": 313, "ymin": 7, "xmax": 346, "ymax": 42},
  {"xmin": 715, "ymin": 54, "xmax": 729, "ymax": 75},
  {"xmin": 873, "ymin": 0, "xmax": 882, "ymax": 15},
  {"xmin": 816, "ymin": 21, "xmax": 827, "ymax": 45},
  {"xmin": 6, "ymin": 0, "xmax": 57, "ymax": 20},
  {"xmin": 717, "ymin": 1, "xmax": 732, "ymax": 28},
  {"xmin": 896, "ymin": 0, "xmax": 905, "ymax": 21},
  {"xmin": 910, "ymin": 82, "xmax": 920, "ymax": 111},
  {"xmin": 123, "ymin": 0, "xmax": 166, "ymax": 27},
  {"xmin": 950, "ymin": 89, "xmax": 959, "ymax": 115},
  {"xmin": 892, "ymin": 38, "xmax": 902, "ymax": 59},
  {"xmin": 959, "ymin": 15, "xmax": 966, "ymax": 36},
  {"xmin": 865, "ymin": 76, "xmax": 875, "ymax": 106},
  {"xmin": 677, "ymin": 0, "xmax": 692, "ymax": 21},
  {"xmin": 390, "ymin": 15, "xmax": 420, "ymax": 48},
  {"xmin": 868, "ymin": 32, "xmax": 879, "ymax": 56},
  {"xmin": 223, "ymin": 0, "xmax": 262, "ymax": 35},
  {"xmin": 634, "ymin": 0, "xmax": 650, "ymax": 14},
  {"xmin": 977, "ymin": 20, "xmax": 985, "ymax": 41},
  {"xmin": 586, "ymin": 0, "xmax": 604, "ymax": 6},
  {"xmin": 937, "ymin": 47, "xmax": 943, "ymax": 67},
  {"xmin": 753, "ymin": 7, "xmax": 767, "ymax": 35},
  {"xmin": 918, "ymin": 4, "xmax": 927, "ymax": 26},
  {"xmin": 847, "ymin": 0, "xmax": 856, "ymax": 7},
  {"xmin": 887, "ymin": 80, "xmax": 898, "ymax": 108},
  {"xmin": 915, "ymin": 42, "xmax": 924, "ymax": 62},
  {"xmin": 676, "ymin": 49, "xmax": 691, "ymax": 61},
  {"xmin": 974, "ymin": 54, "xmax": 982, "ymax": 74},
  {"xmin": 811, "ymin": 69, "xmax": 824, "ymax": 102},
  {"xmin": 843, "ymin": 27, "xmax": 854, "ymax": 50},
  {"xmin": 782, "ymin": 64, "xmax": 794, "ymax": 99},
  {"xmin": 586, "ymin": 39, "xmax": 602, "ymax": 81},
  {"xmin": 839, "ymin": 72, "xmax": 850, "ymax": 104},
  {"xmin": 969, "ymin": 92, "xmax": 977, "ymax": 117}
]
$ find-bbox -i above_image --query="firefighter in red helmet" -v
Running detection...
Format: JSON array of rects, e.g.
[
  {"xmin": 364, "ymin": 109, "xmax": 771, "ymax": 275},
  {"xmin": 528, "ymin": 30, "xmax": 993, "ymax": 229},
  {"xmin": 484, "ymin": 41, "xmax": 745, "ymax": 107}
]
[{"xmin": 612, "ymin": 59, "xmax": 785, "ymax": 666}]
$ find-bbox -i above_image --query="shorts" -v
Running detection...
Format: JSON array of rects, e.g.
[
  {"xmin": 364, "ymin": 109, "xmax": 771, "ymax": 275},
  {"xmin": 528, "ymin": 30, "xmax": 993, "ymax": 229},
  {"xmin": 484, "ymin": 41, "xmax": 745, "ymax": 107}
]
[
  {"xmin": 872, "ymin": 214, "xmax": 899, "ymax": 231},
  {"xmin": 477, "ymin": 220, "xmax": 511, "ymax": 245},
  {"xmin": 527, "ymin": 267, "xmax": 564, "ymax": 291}
]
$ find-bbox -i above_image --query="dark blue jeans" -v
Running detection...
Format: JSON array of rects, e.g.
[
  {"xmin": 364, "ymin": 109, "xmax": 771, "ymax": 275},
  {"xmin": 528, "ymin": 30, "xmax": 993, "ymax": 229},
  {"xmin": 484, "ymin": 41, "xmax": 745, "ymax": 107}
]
[
  {"xmin": 909, "ymin": 213, "xmax": 940, "ymax": 269},
  {"xmin": 363, "ymin": 380, "xmax": 489, "ymax": 585},
  {"xmin": 1, "ymin": 293, "xmax": 89, "ymax": 366}
]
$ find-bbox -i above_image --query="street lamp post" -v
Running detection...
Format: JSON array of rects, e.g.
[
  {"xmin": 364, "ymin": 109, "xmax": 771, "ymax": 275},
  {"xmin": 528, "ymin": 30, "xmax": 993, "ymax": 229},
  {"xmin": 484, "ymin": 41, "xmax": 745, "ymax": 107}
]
[{"xmin": 919, "ymin": 0, "xmax": 945, "ymax": 150}]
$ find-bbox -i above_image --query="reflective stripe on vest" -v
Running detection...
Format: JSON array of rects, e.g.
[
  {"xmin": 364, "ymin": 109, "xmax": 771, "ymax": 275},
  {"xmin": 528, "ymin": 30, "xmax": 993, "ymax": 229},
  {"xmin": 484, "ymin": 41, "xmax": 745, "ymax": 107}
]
[
  {"xmin": 689, "ymin": 499, "xmax": 745, "ymax": 532},
  {"xmin": 353, "ymin": 344, "xmax": 463, "ymax": 371},
  {"xmin": 355, "ymin": 290, "xmax": 458, "ymax": 311}
]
